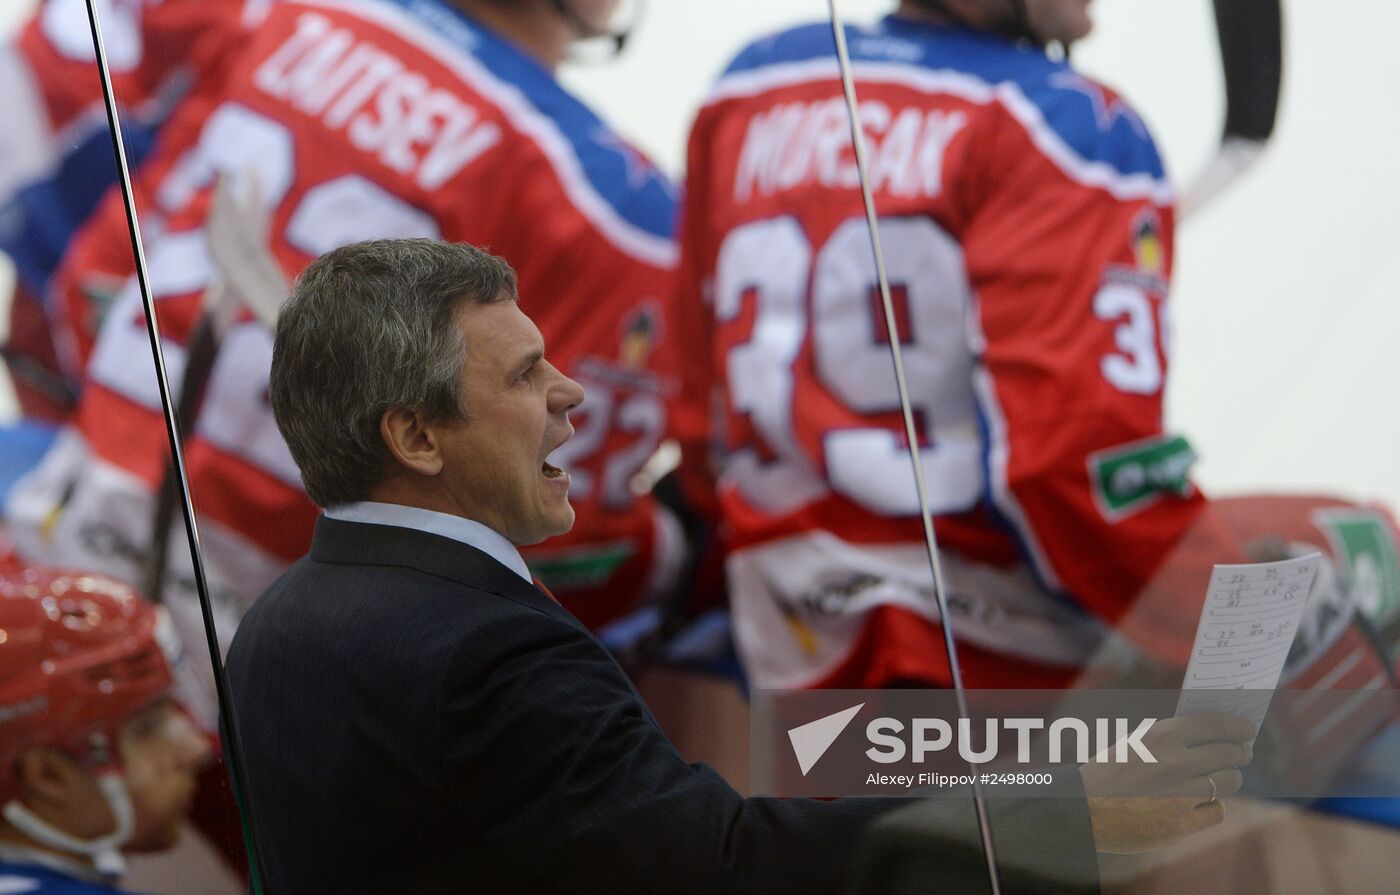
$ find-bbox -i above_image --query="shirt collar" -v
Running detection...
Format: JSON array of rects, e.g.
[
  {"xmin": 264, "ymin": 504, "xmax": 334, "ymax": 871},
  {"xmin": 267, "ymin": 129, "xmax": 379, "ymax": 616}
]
[{"xmin": 322, "ymin": 502, "xmax": 533, "ymax": 583}]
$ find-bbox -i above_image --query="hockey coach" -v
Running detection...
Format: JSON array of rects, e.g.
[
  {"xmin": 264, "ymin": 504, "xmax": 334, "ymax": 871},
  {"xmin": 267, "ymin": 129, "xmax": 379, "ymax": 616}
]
[{"xmin": 226, "ymin": 239, "xmax": 1242, "ymax": 893}]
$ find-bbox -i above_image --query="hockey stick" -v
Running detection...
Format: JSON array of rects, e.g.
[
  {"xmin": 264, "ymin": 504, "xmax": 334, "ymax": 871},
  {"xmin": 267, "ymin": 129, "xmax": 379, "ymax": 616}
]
[
  {"xmin": 140, "ymin": 294, "xmax": 219, "ymax": 604},
  {"xmin": 825, "ymin": 4, "xmax": 1003, "ymax": 893},
  {"xmin": 0, "ymin": 344, "xmax": 78, "ymax": 411},
  {"xmin": 141, "ymin": 174, "xmax": 288, "ymax": 603},
  {"xmin": 83, "ymin": 3, "xmax": 268, "ymax": 889},
  {"xmin": 1180, "ymin": 0, "xmax": 1284, "ymax": 218}
]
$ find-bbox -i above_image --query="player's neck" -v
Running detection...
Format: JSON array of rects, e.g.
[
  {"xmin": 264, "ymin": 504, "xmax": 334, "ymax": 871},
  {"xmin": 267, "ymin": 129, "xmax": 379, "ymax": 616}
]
[
  {"xmin": 896, "ymin": 5, "xmax": 952, "ymax": 26},
  {"xmin": 895, "ymin": 0, "xmax": 998, "ymax": 31},
  {"xmin": 452, "ymin": 1, "xmax": 572, "ymax": 70}
]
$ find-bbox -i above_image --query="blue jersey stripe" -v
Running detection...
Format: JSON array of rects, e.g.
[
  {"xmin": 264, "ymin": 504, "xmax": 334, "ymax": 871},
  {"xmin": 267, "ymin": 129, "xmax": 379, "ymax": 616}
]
[
  {"xmin": 721, "ymin": 16, "xmax": 1165, "ymax": 183},
  {"xmin": 0, "ymin": 120, "xmax": 156, "ymax": 298},
  {"xmin": 386, "ymin": 0, "xmax": 676, "ymax": 241}
]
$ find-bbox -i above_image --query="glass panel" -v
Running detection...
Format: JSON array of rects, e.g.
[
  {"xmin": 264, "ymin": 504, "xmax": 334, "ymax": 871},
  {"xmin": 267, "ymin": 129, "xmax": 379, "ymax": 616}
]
[
  {"xmin": 6, "ymin": 0, "xmax": 1389, "ymax": 892},
  {"xmin": 571, "ymin": 1, "xmax": 1400, "ymax": 893},
  {"xmin": 1, "ymin": 0, "xmax": 245, "ymax": 891}
]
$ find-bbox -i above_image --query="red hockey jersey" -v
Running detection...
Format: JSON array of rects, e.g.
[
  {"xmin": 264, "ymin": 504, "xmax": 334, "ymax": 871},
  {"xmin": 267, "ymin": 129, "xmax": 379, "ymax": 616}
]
[
  {"xmin": 8, "ymin": 0, "xmax": 682, "ymax": 720},
  {"xmin": 0, "ymin": 0, "xmax": 248, "ymax": 396},
  {"xmin": 673, "ymin": 17, "xmax": 1252, "ymax": 688}
]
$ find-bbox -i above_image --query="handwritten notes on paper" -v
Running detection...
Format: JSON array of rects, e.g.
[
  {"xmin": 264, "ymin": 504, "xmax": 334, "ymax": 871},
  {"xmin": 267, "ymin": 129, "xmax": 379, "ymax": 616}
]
[{"xmin": 1176, "ymin": 554, "xmax": 1321, "ymax": 727}]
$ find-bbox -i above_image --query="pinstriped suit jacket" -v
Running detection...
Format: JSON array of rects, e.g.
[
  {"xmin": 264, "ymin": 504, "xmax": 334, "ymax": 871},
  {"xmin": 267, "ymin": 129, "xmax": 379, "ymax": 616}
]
[{"xmin": 227, "ymin": 516, "xmax": 1098, "ymax": 893}]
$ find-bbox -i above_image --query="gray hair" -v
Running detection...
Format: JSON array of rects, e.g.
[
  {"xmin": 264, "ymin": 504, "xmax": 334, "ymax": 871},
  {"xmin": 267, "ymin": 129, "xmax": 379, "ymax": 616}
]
[{"xmin": 270, "ymin": 239, "xmax": 516, "ymax": 508}]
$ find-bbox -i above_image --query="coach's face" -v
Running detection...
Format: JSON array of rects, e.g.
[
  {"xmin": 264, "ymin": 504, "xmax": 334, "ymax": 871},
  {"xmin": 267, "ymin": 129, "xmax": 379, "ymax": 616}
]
[{"xmin": 438, "ymin": 299, "xmax": 585, "ymax": 545}]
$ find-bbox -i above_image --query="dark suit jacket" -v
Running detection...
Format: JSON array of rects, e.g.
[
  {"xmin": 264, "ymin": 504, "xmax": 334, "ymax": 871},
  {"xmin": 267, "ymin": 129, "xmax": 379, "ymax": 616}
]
[{"xmin": 227, "ymin": 517, "xmax": 1100, "ymax": 893}]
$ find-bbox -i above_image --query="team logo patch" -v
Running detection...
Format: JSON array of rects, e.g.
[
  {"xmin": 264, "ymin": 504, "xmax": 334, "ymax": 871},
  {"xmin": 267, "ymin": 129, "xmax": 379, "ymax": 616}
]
[
  {"xmin": 80, "ymin": 272, "xmax": 127, "ymax": 337},
  {"xmin": 619, "ymin": 303, "xmax": 659, "ymax": 368},
  {"xmin": 1088, "ymin": 434, "xmax": 1196, "ymax": 521},
  {"xmin": 1132, "ymin": 209, "xmax": 1164, "ymax": 275},
  {"xmin": 1313, "ymin": 509, "xmax": 1400, "ymax": 631}
]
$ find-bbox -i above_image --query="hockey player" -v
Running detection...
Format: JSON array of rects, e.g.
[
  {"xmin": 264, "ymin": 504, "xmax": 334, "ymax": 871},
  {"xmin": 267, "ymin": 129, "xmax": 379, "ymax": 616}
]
[
  {"xmin": 6, "ymin": 0, "xmax": 684, "ymax": 730},
  {"xmin": 0, "ymin": 0, "xmax": 248, "ymax": 419},
  {"xmin": 672, "ymin": 0, "xmax": 1400, "ymax": 697},
  {"xmin": 0, "ymin": 560, "xmax": 212, "ymax": 893}
]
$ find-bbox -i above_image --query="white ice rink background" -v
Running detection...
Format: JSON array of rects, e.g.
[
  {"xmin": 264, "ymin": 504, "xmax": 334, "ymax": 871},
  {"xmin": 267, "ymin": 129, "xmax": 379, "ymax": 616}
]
[{"xmin": 3, "ymin": 0, "xmax": 1397, "ymax": 512}]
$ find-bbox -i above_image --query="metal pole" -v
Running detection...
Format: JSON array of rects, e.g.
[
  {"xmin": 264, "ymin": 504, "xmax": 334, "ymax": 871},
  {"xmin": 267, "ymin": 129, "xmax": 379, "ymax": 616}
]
[
  {"xmin": 82, "ymin": 2, "xmax": 266, "ymax": 889},
  {"xmin": 825, "ymin": 4, "xmax": 1003, "ymax": 892}
]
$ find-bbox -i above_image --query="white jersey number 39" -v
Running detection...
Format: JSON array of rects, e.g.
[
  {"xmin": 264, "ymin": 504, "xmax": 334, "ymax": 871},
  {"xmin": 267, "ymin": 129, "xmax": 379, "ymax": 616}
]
[{"xmin": 714, "ymin": 215, "xmax": 983, "ymax": 518}]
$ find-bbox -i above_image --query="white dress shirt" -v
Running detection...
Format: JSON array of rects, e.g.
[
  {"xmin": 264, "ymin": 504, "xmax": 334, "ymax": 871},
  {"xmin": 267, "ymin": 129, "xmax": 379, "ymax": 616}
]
[{"xmin": 323, "ymin": 501, "xmax": 532, "ymax": 582}]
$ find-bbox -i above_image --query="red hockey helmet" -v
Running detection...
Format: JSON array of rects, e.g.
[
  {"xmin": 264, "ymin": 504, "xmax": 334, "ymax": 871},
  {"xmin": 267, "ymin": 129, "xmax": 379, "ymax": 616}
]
[{"xmin": 0, "ymin": 564, "xmax": 174, "ymax": 802}]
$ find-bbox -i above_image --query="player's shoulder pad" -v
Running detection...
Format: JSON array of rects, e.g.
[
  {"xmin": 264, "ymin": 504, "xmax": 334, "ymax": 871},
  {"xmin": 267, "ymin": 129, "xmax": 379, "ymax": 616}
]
[
  {"xmin": 1012, "ymin": 63, "xmax": 1166, "ymax": 186},
  {"xmin": 712, "ymin": 17, "xmax": 1167, "ymax": 200},
  {"xmin": 475, "ymin": 37, "xmax": 678, "ymax": 244},
  {"xmin": 720, "ymin": 21, "xmax": 839, "ymax": 78}
]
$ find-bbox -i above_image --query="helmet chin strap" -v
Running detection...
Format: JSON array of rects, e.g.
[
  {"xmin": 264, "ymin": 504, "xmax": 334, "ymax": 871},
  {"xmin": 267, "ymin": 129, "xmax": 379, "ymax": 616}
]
[
  {"xmin": 1006, "ymin": 0, "xmax": 1037, "ymax": 43},
  {"xmin": 2, "ymin": 773, "xmax": 134, "ymax": 880}
]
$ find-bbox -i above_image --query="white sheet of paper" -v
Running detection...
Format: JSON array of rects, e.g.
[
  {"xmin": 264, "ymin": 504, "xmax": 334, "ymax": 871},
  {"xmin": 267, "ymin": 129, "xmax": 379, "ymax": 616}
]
[{"xmin": 1176, "ymin": 553, "xmax": 1322, "ymax": 728}]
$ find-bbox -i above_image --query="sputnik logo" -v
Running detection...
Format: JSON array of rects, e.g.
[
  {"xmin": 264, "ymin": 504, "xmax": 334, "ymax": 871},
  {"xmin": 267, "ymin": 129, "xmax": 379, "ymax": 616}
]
[{"xmin": 787, "ymin": 703, "xmax": 864, "ymax": 776}]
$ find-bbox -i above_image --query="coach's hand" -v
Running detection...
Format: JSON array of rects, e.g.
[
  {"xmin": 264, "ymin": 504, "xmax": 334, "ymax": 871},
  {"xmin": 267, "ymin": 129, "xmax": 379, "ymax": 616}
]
[{"xmin": 1079, "ymin": 713, "xmax": 1255, "ymax": 853}]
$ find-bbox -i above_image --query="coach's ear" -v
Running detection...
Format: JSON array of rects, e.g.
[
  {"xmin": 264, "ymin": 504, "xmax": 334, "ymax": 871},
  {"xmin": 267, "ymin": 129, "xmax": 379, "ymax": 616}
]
[{"xmin": 380, "ymin": 408, "xmax": 445, "ymax": 477}]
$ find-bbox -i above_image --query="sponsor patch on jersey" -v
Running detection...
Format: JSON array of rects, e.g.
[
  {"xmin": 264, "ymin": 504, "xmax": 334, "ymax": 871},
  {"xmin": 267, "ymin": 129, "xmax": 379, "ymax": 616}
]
[
  {"xmin": 77, "ymin": 273, "xmax": 126, "ymax": 339},
  {"xmin": 1087, "ymin": 434, "xmax": 1196, "ymax": 521},
  {"xmin": 772, "ymin": 573, "xmax": 885, "ymax": 657},
  {"xmin": 1313, "ymin": 508, "xmax": 1400, "ymax": 631},
  {"xmin": 526, "ymin": 540, "xmax": 634, "ymax": 590}
]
